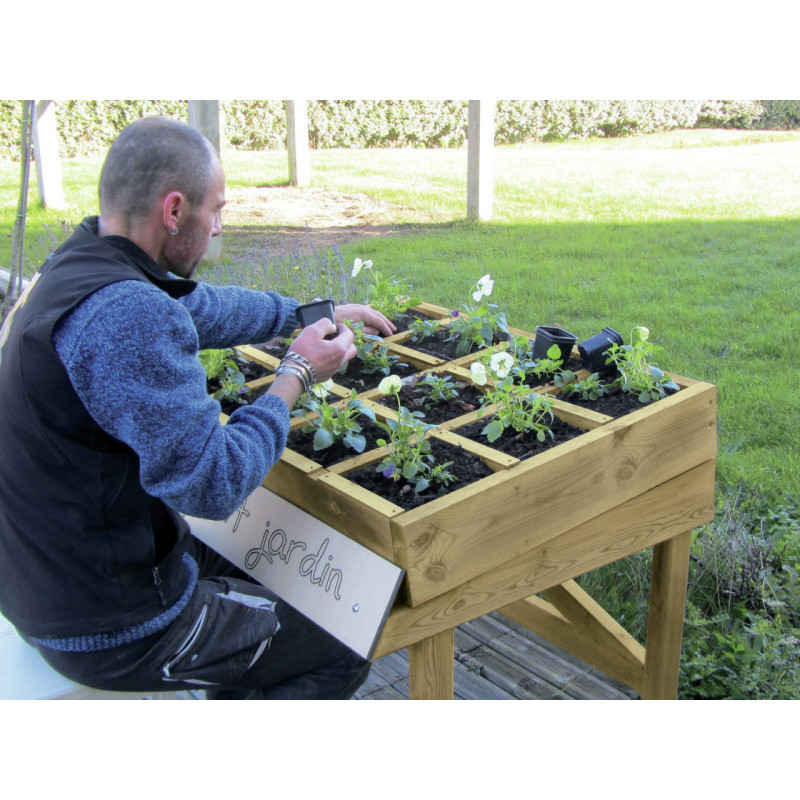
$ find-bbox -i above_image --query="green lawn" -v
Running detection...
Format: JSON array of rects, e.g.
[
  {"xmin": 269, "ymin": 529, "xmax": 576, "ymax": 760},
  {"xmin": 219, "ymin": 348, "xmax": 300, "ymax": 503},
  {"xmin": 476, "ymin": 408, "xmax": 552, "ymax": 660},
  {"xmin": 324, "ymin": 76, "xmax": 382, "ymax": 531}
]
[
  {"xmin": 3, "ymin": 129, "xmax": 799, "ymax": 498},
  {"xmin": 4, "ymin": 127, "xmax": 800, "ymax": 697}
]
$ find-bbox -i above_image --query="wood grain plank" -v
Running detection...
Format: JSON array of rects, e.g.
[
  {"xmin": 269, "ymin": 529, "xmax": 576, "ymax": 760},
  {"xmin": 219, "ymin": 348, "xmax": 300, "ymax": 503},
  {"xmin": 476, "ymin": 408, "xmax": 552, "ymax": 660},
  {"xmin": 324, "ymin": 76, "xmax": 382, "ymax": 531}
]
[
  {"xmin": 500, "ymin": 590, "xmax": 646, "ymax": 692},
  {"xmin": 409, "ymin": 628, "xmax": 455, "ymax": 699},
  {"xmin": 373, "ymin": 458, "xmax": 715, "ymax": 659},
  {"xmin": 391, "ymin": 380, "xmax": 716, "ymax": 605},
  {"xmin": 642, "ymin": 530, "xmax": 693, "ymax": 699}
]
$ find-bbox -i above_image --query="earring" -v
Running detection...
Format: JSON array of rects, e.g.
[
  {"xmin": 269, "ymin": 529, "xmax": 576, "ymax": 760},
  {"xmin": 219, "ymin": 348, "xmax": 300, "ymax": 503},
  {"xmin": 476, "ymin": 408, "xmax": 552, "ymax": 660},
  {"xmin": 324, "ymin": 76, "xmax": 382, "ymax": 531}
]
[{"xmin": 170, "ymin": 228, "xmax": 179, "ymax": 236}]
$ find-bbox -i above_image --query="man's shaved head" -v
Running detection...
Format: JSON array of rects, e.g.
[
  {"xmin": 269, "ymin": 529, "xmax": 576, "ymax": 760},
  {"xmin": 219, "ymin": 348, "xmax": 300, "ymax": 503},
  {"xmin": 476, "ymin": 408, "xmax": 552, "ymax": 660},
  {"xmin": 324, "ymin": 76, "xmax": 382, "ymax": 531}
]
[{"xmin": 98, "ymin": 116, "xmax": 216, "ymax": 222}]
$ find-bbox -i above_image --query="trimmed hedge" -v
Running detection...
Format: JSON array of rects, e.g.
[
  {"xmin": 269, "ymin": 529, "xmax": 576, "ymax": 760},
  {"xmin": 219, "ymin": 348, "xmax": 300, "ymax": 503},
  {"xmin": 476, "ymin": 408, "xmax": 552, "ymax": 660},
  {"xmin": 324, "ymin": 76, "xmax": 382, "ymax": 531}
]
[{"xmin": 0, "ymin": 99, "xmax": 795, "ymax": 159}]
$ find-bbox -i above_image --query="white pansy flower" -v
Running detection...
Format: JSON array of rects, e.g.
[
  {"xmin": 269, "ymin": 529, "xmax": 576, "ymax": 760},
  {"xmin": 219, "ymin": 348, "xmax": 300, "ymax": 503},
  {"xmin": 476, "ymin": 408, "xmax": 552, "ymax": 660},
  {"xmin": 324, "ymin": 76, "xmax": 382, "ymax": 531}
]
[
  {"xmin": 472, "ymin": 273, "xmax": 494, "ymax": 302},
  {"xmin": 310, "ymin": 379, "xmax": 335, "ymax": 399},
  {"xmin": 489, "ymin": 351, "xmax": 515, "ymax": 379},
  {"xmin": 351, "ymin": 258, "xmax": 373, "ymax": 278},
  {"xmin": 470, "ymin": 362, "xmax": 488, "ymax": 386},
  {"xmin": 378, "ymin": 375, "xmax": 402, "ymax": 395},
  {"xmin": 632, "ymin": 326, "xmax": 650, "ymax": 344}
]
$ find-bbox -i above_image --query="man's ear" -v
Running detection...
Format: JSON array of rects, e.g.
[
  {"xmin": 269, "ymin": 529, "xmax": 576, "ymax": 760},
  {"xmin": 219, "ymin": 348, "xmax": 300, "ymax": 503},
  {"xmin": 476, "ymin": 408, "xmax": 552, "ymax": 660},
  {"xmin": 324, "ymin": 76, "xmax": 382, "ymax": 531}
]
[{"xmin": 162, "ymin": 191, "xmax": 185, "ymax": 233}]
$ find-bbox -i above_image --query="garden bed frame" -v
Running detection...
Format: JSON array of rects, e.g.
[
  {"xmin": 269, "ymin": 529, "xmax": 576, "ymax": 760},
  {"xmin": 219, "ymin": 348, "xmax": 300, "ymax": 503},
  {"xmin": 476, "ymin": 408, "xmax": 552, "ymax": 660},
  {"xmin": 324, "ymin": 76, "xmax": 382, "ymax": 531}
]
[{"xmin": 231, "ymin": 302, "xmax": 717, "ymax": 699}]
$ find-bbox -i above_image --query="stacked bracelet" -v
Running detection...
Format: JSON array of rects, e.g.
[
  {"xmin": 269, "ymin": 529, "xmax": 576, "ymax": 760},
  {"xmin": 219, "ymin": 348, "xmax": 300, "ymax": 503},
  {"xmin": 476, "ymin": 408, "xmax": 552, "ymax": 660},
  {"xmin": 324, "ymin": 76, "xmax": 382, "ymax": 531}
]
[
  {"xmin": 281, "ymin": 351, "xmax": 318, "ymax": 388},
  {"xmin": 275, "ymin": 364, "xmax": 311, "ymax": 395}
]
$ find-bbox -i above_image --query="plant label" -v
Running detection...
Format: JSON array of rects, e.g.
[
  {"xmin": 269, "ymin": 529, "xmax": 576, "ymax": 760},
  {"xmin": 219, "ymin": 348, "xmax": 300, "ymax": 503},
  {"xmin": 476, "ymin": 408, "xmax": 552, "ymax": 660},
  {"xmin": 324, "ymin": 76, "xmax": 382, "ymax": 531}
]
[{"xmin": 184, "ymin": 486, "xmax": 404, "ymax": 659}]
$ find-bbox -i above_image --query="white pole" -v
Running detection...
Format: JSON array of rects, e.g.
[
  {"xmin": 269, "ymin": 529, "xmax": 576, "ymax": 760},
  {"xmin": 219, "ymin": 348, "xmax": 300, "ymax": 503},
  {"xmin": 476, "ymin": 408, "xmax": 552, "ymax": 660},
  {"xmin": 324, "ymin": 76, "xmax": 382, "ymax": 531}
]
[
  {"xmin": 32, "ymin": 101, "xmax": 65, "ymax": 210},
  {"xmin": 467, "ymin": 100, "xmax": 495, "ymax": 221},
  {"xmin": 286, "ymin": 100, "xmax": 310, "ymax": 187},
  {"xmin": 188, "ymin": 101, "xmax": 222, "ymax": 263}
]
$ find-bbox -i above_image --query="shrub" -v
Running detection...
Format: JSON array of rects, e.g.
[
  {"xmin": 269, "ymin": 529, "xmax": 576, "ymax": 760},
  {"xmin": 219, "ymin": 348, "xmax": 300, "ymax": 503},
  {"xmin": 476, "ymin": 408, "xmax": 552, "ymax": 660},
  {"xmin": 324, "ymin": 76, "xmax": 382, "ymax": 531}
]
[
  {"xmin": 696, "ymin": 100, "xmax": 764, "ymax": 129},
  {"xmin": 224, "ymin": 100, "xmax": 286, "ymax": 149},
  {"xmin": 4, "ymin": 99, "xmax": 798, "ymax": 160},
  {"xmin": 756, "ymin": 100, "xmax": 800, "ymax": 130},
  {"xmin": 576, "ymin": 480, "xmax": 800, "ymax": 699},
  {"xmin": 54, "ymin": 100, "xmax": 188, "ymax": 157}
]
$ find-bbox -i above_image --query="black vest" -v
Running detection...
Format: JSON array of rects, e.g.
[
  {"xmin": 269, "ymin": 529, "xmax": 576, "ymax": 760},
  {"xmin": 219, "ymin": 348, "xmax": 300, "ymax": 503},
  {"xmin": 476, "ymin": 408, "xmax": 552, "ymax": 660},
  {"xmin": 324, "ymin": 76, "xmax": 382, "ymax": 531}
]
[{"xmin": 0, "ymin": 217, "xmax": 198, "ymax": 638}]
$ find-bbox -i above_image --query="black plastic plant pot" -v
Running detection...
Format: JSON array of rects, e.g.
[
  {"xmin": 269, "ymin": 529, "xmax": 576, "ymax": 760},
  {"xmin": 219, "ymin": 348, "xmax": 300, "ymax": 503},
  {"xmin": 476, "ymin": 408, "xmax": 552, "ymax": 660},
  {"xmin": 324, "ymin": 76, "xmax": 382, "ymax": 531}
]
[
  {"xmin": 532, "ymin": 326, "xmax": 578, "ymax": 364},
  {"xmin": 578, "ymin": 327, "xmax": 623, "ymax": 374},
  {"xmin": 296, "ymin": 299, "xmax": 337, "ymax": 339}
]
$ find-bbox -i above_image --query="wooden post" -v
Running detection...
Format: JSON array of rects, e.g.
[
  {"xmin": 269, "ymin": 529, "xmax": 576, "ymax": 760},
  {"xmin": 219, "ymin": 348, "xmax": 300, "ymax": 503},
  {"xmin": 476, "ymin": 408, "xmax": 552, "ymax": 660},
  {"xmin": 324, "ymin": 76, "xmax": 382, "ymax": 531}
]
[
  {"xmin": 642, "ymin": 530, "xmax": 693, "ymax": 699},
  {"xmin": 408, "ymin": 628, "xmax": 455, "ymax": 699},
  {"xmin": 187, "ymin": 101, "xmax": 222, "ymax": 262},
  {"xmin": 285, "ymin": 100, "xmax": 310, "ymax": 187},
  {"xmin": 32, "ymin": 101, "xmax": 65, "ymax": 210},
  {"xmin": 188, "ymin": 100, "xmax": 221, "ymax": 154},
  {"xmin": 467, "ymin": 100, "xmax": 495, "ymax": 221}
]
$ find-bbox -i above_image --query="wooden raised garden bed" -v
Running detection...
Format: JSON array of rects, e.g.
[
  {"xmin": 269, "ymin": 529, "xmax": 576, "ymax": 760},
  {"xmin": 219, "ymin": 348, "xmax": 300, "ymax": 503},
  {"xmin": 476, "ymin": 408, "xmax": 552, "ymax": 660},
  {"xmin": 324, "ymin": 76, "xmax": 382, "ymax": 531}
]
[{"xmin": 224, "ymin": 301, "xmax": 717, "ymax": 699}]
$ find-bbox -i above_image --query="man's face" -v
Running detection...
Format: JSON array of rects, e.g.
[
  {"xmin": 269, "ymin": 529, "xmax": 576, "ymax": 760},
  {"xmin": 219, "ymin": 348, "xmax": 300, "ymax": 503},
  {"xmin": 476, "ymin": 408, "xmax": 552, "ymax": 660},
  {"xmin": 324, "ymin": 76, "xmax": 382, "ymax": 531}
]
[{"xmin": 165, "ymin": 159, "xmax": 226, "ymax": 279}]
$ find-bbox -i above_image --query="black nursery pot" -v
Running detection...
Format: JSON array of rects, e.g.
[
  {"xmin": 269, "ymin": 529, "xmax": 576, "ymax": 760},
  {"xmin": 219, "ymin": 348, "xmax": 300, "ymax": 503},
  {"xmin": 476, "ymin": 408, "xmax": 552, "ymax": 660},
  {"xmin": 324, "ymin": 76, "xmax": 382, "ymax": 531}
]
[
  {"xmin": 578, "ymin": 327, "xmax": 623, "ymax": 374},
  {"xmin": 532, "ymin": 326, "xmax": 578, "ymax": 364}
]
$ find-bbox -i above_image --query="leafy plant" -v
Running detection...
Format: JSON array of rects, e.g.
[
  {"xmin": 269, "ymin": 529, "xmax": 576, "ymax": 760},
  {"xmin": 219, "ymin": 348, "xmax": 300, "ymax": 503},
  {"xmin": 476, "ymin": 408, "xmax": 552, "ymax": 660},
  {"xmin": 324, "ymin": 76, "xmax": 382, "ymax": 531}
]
[
  {"xmin": 199, "ymin": 348, "xmax": 252, "ymax": 406},
  {"xmin": 605, "ymin": 326, "xmax": 679, "ymax": 403},
  {"xmin": 373, "ymin": 375, "xmax": 454, "ymax": 494},
  {"xmin": 528, "ymin": 343, "xmax": 565, "ymax": 380},
  {"xmin": 407, "ymin": 316, "xmax": 441, "ymax": 343},
  {"xmin": 198, "ymin": 347, "xmax": 240, "ymax": 381},
  {"xmin": 579, "ymin": 481, "xmax": 800, "ymax": 699},
  {"xmin": 557, "ymin": 371, "xmax": 610, "ymax": 401},
  {"xmin": 416, "ymin": 372, "xmax": 461, "ymax": 409},
  {"xmin": 292, "ymin": 384, "xmax": 376, "ymax": 453},
  {"xmin": 351, "ymin": 257, "xmax": 421, "ymax": 320},
  {"xmin": 470, "ymin": 350, "xmax": 555, "ymax": 443},
  {"xmin": 345, "ymin": 321, "xmax": 409, "ymax": 376},
  {"xmin": 361, "ymin": 343, "xmax": 408, "ymax": 376},
  {"xmin": 504, "ymin": 336, "xmax": 564, "ymax": 383},
  {"xmin": 446, "ymin": 274, "xmax": 509, "ymax": 357}
]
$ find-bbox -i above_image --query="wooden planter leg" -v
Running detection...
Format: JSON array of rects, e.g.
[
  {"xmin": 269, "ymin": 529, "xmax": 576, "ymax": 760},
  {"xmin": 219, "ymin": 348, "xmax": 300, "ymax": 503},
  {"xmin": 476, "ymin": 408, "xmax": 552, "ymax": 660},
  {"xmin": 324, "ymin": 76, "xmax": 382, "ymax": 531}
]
[
  {"xmin": 408, "ymin": 628, "xmax": 455, "ymax": 700},
  {"xmin": 642, "ymin": 529, "xmax": 693, "ymax": 700}
]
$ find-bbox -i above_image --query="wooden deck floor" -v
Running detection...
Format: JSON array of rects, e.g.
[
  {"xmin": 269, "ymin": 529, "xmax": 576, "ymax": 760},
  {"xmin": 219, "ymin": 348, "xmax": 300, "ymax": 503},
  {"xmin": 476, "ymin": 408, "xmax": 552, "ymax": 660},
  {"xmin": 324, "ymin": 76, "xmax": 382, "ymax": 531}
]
[
  {"xmin": 3, "ymin": 607, "xmax": 638, "ymax": 700},
  {"xmin": 355, "ymin": 611, "xmax": 641, "ymax": 700}
]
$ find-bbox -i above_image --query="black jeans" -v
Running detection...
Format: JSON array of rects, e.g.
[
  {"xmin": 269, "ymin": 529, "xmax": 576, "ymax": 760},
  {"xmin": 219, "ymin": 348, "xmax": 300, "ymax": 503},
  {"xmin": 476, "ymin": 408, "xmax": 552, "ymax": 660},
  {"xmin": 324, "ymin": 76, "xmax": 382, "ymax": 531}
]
[{"xmin": 33, "ymin": 538, "xmax": 371, "ymax": 700}]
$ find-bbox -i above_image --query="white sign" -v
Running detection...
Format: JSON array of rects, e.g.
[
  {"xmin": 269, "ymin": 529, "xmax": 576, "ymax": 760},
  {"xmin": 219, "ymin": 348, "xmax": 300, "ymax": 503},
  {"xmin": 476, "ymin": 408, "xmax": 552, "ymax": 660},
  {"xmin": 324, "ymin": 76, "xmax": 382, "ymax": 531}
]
[{"xmin": 185, "ymin": 486, "xmax": 404, "ymax": 659}]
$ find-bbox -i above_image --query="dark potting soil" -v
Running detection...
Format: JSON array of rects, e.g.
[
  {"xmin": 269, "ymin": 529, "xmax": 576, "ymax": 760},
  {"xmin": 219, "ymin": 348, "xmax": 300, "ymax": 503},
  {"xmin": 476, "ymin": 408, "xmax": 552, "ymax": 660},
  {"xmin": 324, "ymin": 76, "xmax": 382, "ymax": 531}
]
[
  {"xmin": 206, "ymin": 359, "xmax": 272, "ymax": 394},
  {"xmin": 557, "ymin": 383, "xmax": 663, "ymax": 419},
  {"xmin": 332, "ymin": 357, "xmax": 420, "ymax": 393},
  {"xmin": 218, "ymin": 382, "xmax": 272, "ymax": 416},
  {"xmin": 453, "ymin": 415, "xmax": 587, "ymax": 461},
  {"xmin": 402, "ymin": 325, "xmax": 512, "ymax": 362},
  {"xmin": 391, "ymin": 309, "xmax": 434, "ymax": 330},
  {"xmin": 253, "ymin": 338, "xmax": 289, "ymax": 360},
  {"xmin": 343, "ymin": 437, "xmax": 495, "ymax": 511},
  {"xmin": 373, "ymin": 376, "xmax": 485, "ymax": 426},
  {"xmin": 520, "ymin": 356, "xmax": 584, "ymax": 388}
]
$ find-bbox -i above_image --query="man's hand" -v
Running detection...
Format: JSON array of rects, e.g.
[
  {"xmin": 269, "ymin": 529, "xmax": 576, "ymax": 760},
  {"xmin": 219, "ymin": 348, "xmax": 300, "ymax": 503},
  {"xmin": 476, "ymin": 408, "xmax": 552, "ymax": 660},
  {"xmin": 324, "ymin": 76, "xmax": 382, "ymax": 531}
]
[
  {"xmin": 334, "ymin": 303, "xmax": 396, "ymax": 337},
  {"xmin": 291, "ymin": 318, "xmax": 357, "ymax": 383},
  {"xmin": 268, "ymin": 318, "xmax": 357, "ymax": 408}
]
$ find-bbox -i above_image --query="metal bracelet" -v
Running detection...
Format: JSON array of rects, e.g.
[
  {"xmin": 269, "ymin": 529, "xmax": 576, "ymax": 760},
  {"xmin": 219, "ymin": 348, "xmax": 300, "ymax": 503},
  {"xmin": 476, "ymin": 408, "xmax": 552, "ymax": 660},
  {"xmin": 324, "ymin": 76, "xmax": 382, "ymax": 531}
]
[
  {"xmin": 281, "ymin": 356, "xmax": 314, "ymax": 389},
  {"xmin": 282, "ymin": 351, "xmax": 318, "ymax": 388},
  {"xmin": 275, "ymin": 364, "xmax": 310, "ymax": 395}
]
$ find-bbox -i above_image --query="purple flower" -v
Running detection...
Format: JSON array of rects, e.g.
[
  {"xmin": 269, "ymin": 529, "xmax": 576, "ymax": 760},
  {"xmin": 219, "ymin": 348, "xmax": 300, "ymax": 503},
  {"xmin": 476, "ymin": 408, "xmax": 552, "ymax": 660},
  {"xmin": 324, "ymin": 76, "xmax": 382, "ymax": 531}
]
[
  {"xmin": 382, "ymin": 465, "xmax": 395, "ymax": 479},
  {"xmin": 451, "ymin": 310, "xmax": 460, "ymax": 317}
]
